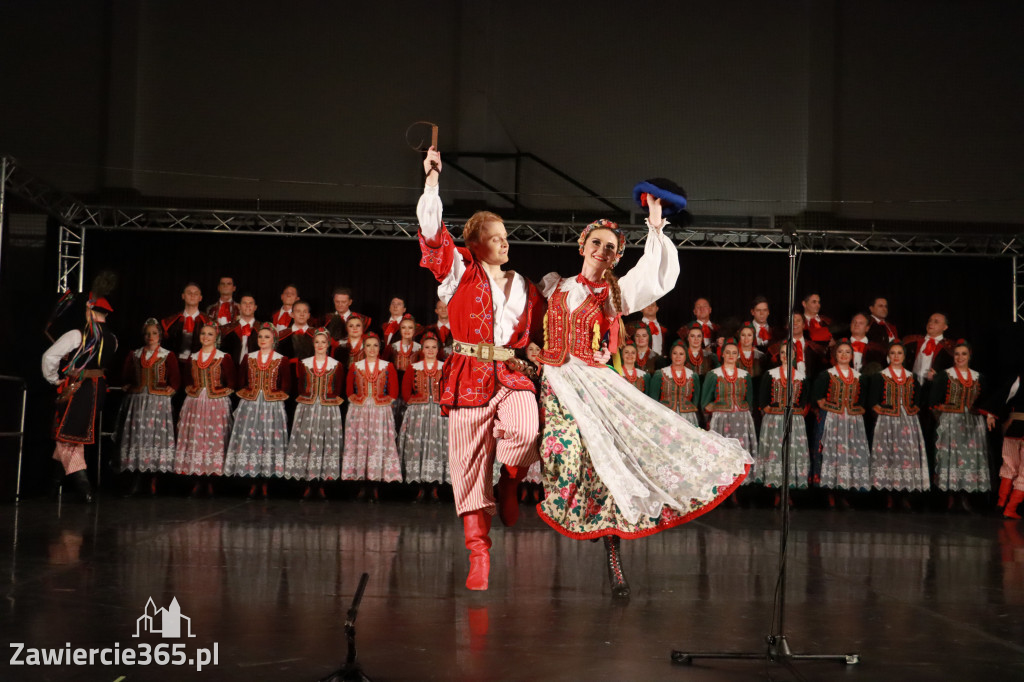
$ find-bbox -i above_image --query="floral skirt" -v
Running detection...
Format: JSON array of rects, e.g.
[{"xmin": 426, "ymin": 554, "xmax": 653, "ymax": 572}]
[
  {"xmin": 933, "ymin": 412, "xmax": 991, "ymax": 492},
  {"xmin": 709, "ymin": 411, "xmax": 758, "ymax": 484},
  {"xmin": 536, "ymin": 362, "xmax": 751, "ymax": 540},
  {"xmin": 754, "ymin": 413, "xmax": 810, "ymax": 488},
  {"xmin": 119, "ymin": 393, "xmax": 176, "ymax": 473},
  {"xmin": 870, "ymin": 413, "xmax": 930, "ymax": 492},
  {"xmin": 283, "ymin": 402, "xmax": 343, "ymax": 481},
  {"xmin": 174, "ymin": 390, "xmax": 231, "ymax": 475},
  {"xmin": 398, "ymin": 402, "xmax": 449, "ymax": 484},
  {"xmin": 342, "ymin": 403, "xmax": 402, "ymax": 482},
  {"xmin": 816, "ymin": 411, "xmax": 872, "ymax": 490},
  {"xmin": 223, "ymin": 395, "xmax": 289, "ymax": 477}
]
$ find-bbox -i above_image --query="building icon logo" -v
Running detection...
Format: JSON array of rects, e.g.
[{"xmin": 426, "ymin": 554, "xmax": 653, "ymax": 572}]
[{"xmin": 133, "ymin": 597, "xmax": 196, "ymax": 638}]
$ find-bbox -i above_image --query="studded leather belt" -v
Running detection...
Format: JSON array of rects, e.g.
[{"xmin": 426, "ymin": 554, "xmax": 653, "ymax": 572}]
[{"xmin": 452, "ymin": 340, "xmax": 515, "ymax": 362}]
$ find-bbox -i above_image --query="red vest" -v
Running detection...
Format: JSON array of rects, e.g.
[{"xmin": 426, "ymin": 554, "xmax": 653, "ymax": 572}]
[{"xmin": 419, "ymin": 226, "xmax": 543, "ymax": 412}]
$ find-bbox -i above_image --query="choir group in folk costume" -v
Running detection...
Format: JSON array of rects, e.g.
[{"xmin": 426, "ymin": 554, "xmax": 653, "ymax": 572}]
[{"xmin": 39, "ymin": 147, "xmax": 1018, "ymax": 602}]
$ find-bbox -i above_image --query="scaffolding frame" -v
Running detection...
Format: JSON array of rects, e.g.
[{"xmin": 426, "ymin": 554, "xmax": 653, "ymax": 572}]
[{"xmin": 2, "ymin": 154, "xmax": 1023, "ymax": 319}]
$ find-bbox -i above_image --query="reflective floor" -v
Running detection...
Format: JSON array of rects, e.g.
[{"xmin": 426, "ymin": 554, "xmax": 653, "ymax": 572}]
[{"xmin": 2, "ymin": 494, "xmax": 1023, "ymax": 681}]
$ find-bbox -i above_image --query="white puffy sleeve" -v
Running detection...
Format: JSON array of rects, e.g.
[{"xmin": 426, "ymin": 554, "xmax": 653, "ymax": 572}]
[
  {"xmin": 42, "ymin": 329, "xmax": 82, "ymax": 384},
  {"xmin": 540, "ymin": 272, "xmax": 564, "ymax": 299},
  {"xmin": 416, "ymin": 183, "xmax": 443, "ymax": 242},
  {"xmin": 616, "ymin": 220, "xmax": 680, "ymax": 315}
]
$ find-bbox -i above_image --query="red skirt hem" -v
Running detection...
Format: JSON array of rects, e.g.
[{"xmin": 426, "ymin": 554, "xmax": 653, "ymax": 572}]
[{"xmin": 535, "ymin": 462, "xmax": 750, "ymax": 541}]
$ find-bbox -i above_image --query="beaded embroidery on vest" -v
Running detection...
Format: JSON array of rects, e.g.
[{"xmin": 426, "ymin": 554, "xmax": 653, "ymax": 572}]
[
  {"xmin": 130, "ymin": 349, "xmax": 174, "ymax": 396},
  {"xmin": 659, "ymin": 368, "xmax": 697, "ymax": 413},
  {"xmin": 875, "ymin": 369, "xmax": 919, "ymax": 417},
  {"xmin": 540, "ymin": 285, "xmax": 604, "ymax": 367},
  {"xmin": 296, "ymin": 363, "xmax": 343, "ymax": 406},
  {"xmin": 237, "ymin": 356, "xmax": 288, "ymax": 401},
  {"xmin": 820, "ymin": 369, "xmax": 863, "ymax": 415},
  {"xmin": 934, "ymin": 368, "xmax": 980, "ymax": 414},
  {"xmin": 187, "ymin": 354, "xmax": 231, "ymax": 398}
]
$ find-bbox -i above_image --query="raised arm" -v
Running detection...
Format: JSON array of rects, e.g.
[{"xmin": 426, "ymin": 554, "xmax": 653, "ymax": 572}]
[
  {"xmin": 616, "ymin": 199, "xmax": 680, "ymax": 315},
  {"xmin": 417, "ymin": 146, "xmax": 469, "ymax": 294}
]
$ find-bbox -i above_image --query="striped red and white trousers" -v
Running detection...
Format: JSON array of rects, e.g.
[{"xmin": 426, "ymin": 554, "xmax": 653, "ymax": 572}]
[
  {"xmin": 53, "ymin": 442, "xmax": 87, "ymax": 475},
  {"xmin": 1000, "ymin": 438, "xmax": 1024, "ymax": 491},
  {"xmin": 448, "ymin": 386, "xmax": 540, "ymax": 516}
]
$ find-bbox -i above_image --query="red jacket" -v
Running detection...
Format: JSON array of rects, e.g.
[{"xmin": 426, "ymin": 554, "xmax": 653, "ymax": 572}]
[{"xmin": 418, "ymin": 224, "xmax": 544, "ymax": 413}]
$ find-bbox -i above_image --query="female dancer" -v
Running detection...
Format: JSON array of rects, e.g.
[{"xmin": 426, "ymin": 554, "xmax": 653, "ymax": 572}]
[
  {"xmin": 536, "ymin": 200, "xmax": 751, "ymax": 598},
  {"xmin": 284, "ymin": 328, "xmax": 344, "ymax": 499},
  {"xmin": 646, "ymin": 340, "xmax": 701, "ymax": 427},
  {"xmin": 631, "ymin": 325, "xmax": 663, "ymax": 374},
  {"xmin": 343, "ymin": 332, "xmax": 401, "ymax": 500},
  {"xmin": 616, "ymin": 342, "xmax": 648, "ymax": 392},
  {"xmin": 175, "ymin": 323, "xmax": 235, "ymax": 496},
  {"xmin": 387, "ymin": 316, "xmax": 421, "ymax": 373},
  {"xmin": 868, "ymin": 341, "xmax": 929, "ymax": 510},
  {"xmin": 224, "ymin": 323, "xmax": 291, "ymax": 498},
  {"xmin": 736, "ymin": 322, "xmax": 765, "ymax": 380},
  {"xmin": 812, "ymin": 340, "xmax": 871, "ymax": 508},
  {"xmin": 682, "ymin": 323, "xmax": 718, "ymax": 377},
  {"xmin": 386, "ymin": 316, "xmax": 420, "ymax": 432},
  {"xmin": 333, "ymin": 315, "xmax": 366, "ymax": 369},
  {"xmin": 701, "ymin": 338, "xmax": 758, "ymax": 458},
  {"xmin": 399, "ymin": 333, "xmax": 448, "ymax": 501},
  {"xmin": 119, "ymin": 318, "xmax": 180, "ymax": 495},
  {"xmin": 931, "ymin": 341, "xmax": 991, "ymax": 511},
  {"xmin": 755, "ymin": 345, "xmax": 810, "ymax": 503}
]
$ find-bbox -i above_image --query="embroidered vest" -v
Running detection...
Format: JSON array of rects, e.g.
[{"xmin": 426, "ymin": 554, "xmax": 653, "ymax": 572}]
[
  {"xmin": 186, "ymin": 355, "xmax": 232, "ymax": 399},
  {"xmin": 129, "ymin": 349, "xmax": 175, "ymax": 396},
  {"xmin": 349, "ymin": 362, "xmax": 394, "ymax": 406},
  {"xmin": 875, "ymin": 371, "xmax": 919, "ymax": 417},
  {"xmin": 705, "ymin": 370, "xmax": 750, "ymax": 412},
  {"xmin": 296, "ymin": 361, "xmax": 343, "ymax": 406},
  {"xmin": 407, "ymin": 366, "xmax": 443, "ymax": 405},
  {"xmin": 237, "ymin": 356, "xmax": 288, "ymax": 401},
  {"xmin": 540, "ymin": 285, "xmax": 605, "ymax": 367},
  {"xmin": 658, "ymin": 369, "xmax": 697, "ymax": 413},
  {"xmin": 934, "ymin": 369, "xmax": 980, "ymax": 414},
  {"xmin": 820, "ymin": 370, "xmax": 863, "ymax": 416},
  {"xmin": 764, "ymin": 373, "xmax": 805, "ymax": 415}
]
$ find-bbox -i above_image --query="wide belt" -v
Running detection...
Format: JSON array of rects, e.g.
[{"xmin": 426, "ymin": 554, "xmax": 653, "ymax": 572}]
[{"xmin": 452, "ymin": 340, "xmax": 515, "ymax": 362}]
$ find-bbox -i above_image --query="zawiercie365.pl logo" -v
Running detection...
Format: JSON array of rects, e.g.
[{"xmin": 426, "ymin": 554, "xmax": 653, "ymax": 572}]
[{"xmin": 10, "ymin": 597, "xmax": 219, "ymax": 672}]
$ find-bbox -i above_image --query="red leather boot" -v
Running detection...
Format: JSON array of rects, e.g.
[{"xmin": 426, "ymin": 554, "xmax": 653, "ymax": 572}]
[
  {"xmin": 997, "ymin": 477, "xmax": 1013, "ymax": 508},
  {"xmin": 1003, "ymin": 490, "xmax": 1024, "ymax": 520},
  {"xmin": 462, "ymin": 511, "xmax": 493, "ymax": 590},
  {"xmin": 497, "ymin": 465, "xmax": 528, "ymax": 527}
]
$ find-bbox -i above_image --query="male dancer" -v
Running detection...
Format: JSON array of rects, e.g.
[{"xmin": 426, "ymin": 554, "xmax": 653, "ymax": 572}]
[
  {"xmin": 42, "ymin": 296, "xmax": 118, "ymax": 502},
  {"xmin": 416, "ymin": 146, "xmax": 544, "ymax": 591}
]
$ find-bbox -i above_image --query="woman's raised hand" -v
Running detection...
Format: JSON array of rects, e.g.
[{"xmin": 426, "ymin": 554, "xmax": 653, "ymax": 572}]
[{"xmin": 647, "ymin": 195, "xmax": 665, "ymax": 230}]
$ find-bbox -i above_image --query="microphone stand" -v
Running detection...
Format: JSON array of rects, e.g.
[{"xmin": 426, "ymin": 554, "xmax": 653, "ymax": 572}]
[
  {"xmin": 319, "ymin": 572, "xmax": 372, "ymax": 682},
  {"xmin": 670, "ymin": 231, "xmax": 859, "ymax": 672}
]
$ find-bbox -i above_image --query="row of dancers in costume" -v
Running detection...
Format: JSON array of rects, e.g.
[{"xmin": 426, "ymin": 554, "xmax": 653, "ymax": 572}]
[
  {"xmin": 116, "ymin": 319, "xmax": 451, "ymax": 500},
  {"xmin": 618, "ymin": 335, "xmax": 995, "ymax": 513}
]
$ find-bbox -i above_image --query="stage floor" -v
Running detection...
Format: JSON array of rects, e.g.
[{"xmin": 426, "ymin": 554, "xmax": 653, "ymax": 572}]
[{"xmin": 1, "ymin": 495, "xmax": 1023, "ymax": 681}]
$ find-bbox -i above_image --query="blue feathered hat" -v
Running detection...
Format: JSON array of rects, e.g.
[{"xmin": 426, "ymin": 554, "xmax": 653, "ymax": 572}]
[{"xmin": 633, "ymin": 178, "xmax": 692, "ymax": 225}]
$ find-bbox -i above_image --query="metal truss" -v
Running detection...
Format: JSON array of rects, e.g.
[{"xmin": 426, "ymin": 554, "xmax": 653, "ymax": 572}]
[
  {"xmin": 3, "ymin": 154, "xmax": 1023, "ymax": 319},
  {"xmin": 0, "ymin": 155, "xmax": 91, "ymax": 292},
  {"xmin": 78, "ymin": 205, "xmax": 1024, "ymax": 257}
]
